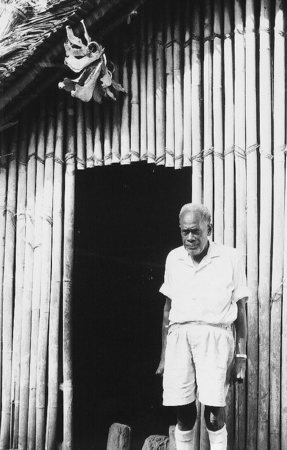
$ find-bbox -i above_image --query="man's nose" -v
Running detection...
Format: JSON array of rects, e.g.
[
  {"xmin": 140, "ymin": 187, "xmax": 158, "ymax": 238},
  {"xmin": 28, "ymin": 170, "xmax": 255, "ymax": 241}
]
[{"xmin": 187, "ymin": 232, "xmax": 195, "ymax": 240}]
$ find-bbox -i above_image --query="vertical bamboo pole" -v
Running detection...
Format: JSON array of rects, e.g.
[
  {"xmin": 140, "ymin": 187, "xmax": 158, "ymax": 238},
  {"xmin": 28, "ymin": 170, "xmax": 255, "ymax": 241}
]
[
  {"xmin": 203, "ymin": 0, "xmax": 213, "ymax": 216},
  {"xmin": 139, "ymin": 13, "xmax": 147, "ymax": 162},
  {"xmin": 245, "ymin": 0, "xmax": 259, "ymax": 448},
  {"xmin": 224, "ymin": 0, "xmax": 236, "ymax": 417},
  {"xmin": 202, "ymin": 5, "xmax": 213, "ymax": 443},
  {"xmin": 25, "ymin": 104, "xmax": 45, "ymax": 450},
  {"xmin": 85, "ymin": 102, "xmax": 94, "ymax": 168},
  {"xmin": 63, "ymin": 95, "xmax": 75, "ymax": 450},
  {"xmin": 225, "ymin": 388, "xmax": 235, "ymax": 450},
  {"xmin": 17, "ymin": 118, "xmax": 37, "ymax": 448},
  {"xmin": 213, "ymin": 0, "xmax": 223, "ymax": 243},
  {"xmin": 35, "ymin": 99, "xmax": 55, "ymax": 450},
  {"xmin": 282, "ymin": 145, "xmax": 287, "ymax": 450},
  {"xmin": 165, "ymin": 0, "xmax": 175, "ymax": 167},
  {"xmin": 270, "ymin": 2, "xmax": 285, "ymax": 449},
  {"xmin": 282, "ymin": 6, "xmax": 287, "ymax": 437},
  {"xmin": 155, "ymin": 3, "xmax": 165, "ymax": 166},
  {"xmin": 189, "ymin": 0, "xmax": 202, "ymax": 385},
  {"xmin": 234, "ymin": 0, "xmax": 247, "ymax": 255},
  {"xmin": 222, "ymin": 6, "xmax": 234, "ymax": 430},
  {"xmin": 191, "ymin": 0, "xmax": 202, "ymax": 203},
  {"xmin": 104, "ymin": 103, "xmax": 112, "ymax": 165},
  {"xmin": 76, "ymin": 100, "xmax": 86, "ymax": 170},
  {"xmin": 173, "ymin": 0, "xmax": 183, "ymax": 170},
  {"xmin": 112, "ymin": 99, "xmax": 121, "ymax": 164},
  {"xmin": 130, "ymin": 18, "xmax": 140, "ymax": 163},
  {"xmin": 234, "ymin": 1, "xmax": 247, "ymax": 447},
  {"xmin": 0, "ymin": 131, "xmax": 8, "ymax": 417},
  {"xmin": 93, "ymin": 103, "xmax": 103, "ymax": 167},
  {"xmin": 112, "ymin": 45, "xmax": 121, "ymax": 165},
  {"xmin": 45, "ymin": 95, "xmax": 64, "ymax": 450},
  {"xmin": 11, "ymin": 117, "xmax": 28, "ymax": 448},
  {"xmin": 0, "ymin": 126, "xmax": 18, "ymax": 450},
  {"xmin": 258, "ymin": 1, "xmax": 272, "ymax": 449},
  {"xmin": 120, "ymin": 39, "xmax": 130, "ymax": 165},
  {"xmin": 223, "ymin": 0, "xmax": 234, "ymax": 247},
  {"xmin": 192, "ymin": 403, "xmax": 201, "ymax": 450},
  {"xmin": 183, "ymin": 0, "xmax": 192, "ymax": 168},
  {"xmin": 201, "ymin": 6, "xmax": 213, "ymax": 435},
  {"xmin": 147, "ymin": 7, "xmax": 156, "ymax": 165}
]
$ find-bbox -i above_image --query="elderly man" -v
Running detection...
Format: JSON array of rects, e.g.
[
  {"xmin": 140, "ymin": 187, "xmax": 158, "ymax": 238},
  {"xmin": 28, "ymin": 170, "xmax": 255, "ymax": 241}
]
[{"xmin": 156, "ymin": 203, "xmax": 248, "ymax": 450}]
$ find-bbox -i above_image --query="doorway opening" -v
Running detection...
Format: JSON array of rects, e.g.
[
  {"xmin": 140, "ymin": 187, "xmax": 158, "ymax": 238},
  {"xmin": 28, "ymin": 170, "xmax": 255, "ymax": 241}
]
[{"xmin": 73, "ymin": 163, "xmax": 192, "ymax": 448}]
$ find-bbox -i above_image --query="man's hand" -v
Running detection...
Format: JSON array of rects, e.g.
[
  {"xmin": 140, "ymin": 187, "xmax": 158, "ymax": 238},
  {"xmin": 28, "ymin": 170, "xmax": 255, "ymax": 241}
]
[
  {"xmin": 155, "ymin": 359, "xmax": 165, "ymax": 376},
  {"xmin": 232, "ymin": 357, "xmax": 247, "ymax": 383}
]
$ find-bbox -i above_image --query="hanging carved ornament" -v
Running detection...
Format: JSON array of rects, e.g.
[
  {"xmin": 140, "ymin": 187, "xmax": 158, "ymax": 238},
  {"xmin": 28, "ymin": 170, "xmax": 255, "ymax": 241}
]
[{"xmin": 58, "ymin": 20, "xmax": 125, "ymax": 103}]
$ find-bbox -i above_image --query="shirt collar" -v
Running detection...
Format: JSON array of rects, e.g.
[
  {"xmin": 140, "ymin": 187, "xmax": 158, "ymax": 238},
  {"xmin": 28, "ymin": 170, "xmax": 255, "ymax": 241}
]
[
  {"xmin": 207, "ymin": 241, "xmax": 221, "ymax": 259},
  {"xmin": 177, "ymin": 241, "xmax": 221, "ymax": 265}
]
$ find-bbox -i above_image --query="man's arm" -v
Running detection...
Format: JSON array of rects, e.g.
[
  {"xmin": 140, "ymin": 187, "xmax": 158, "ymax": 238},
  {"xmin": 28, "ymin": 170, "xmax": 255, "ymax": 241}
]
[
  {"xmin": 233, "ymin": 297, "xmax": 248, "ymax": 382},
  {"xmin": 155, "ymin": 297, "xmax": 171, "ymax": 375}
]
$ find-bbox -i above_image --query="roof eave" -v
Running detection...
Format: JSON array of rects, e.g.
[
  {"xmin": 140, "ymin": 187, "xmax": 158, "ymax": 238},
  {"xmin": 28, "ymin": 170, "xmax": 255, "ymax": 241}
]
[{"xmin": 0, "ymin": 0, "xmax": 146, "ymax": 122}]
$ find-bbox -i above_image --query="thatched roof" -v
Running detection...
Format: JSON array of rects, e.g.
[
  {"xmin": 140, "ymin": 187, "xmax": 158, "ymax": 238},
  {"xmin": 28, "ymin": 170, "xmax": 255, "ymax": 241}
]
[
  {"xmin": 0, "ymin": 1, "xmax": 85, "ymax": 77},
  {"xmin": 0, "ymin": 0, "xmax": 146, "ymax": 128}
]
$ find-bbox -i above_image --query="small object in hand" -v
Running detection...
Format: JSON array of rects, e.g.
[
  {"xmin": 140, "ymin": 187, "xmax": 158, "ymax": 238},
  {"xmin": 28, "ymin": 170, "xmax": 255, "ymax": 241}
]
[{"xmin": 237, "ymin": 368, "xmax": 245, "ymax": 383}]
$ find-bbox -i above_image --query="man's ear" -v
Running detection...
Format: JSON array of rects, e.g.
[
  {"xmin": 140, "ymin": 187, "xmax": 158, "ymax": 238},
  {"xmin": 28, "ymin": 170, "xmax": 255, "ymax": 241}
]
[{"xmin": 207, "ymin": 224, "xmax": 213, "ymax": 236}]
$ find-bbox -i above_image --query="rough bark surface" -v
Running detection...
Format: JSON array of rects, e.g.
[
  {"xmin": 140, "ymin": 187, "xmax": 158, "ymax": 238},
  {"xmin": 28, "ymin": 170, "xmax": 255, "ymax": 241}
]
[
  {"xmin": 142, "ymin": 435, "xmax": 169, "ymax": 450},
  {"xmin": 106, "ymin": 423, "xmax": 131, "ymax": 450}
]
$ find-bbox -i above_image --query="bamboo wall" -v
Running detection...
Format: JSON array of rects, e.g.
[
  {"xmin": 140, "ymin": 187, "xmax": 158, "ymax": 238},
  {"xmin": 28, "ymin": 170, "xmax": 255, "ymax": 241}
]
[
  {"xmin": 0, "ymin": 94, "xmax": 74, "ymax": 450},
  {"xmin": 0, "ymin": 0, "xmax": 286, "ymax": 448}
]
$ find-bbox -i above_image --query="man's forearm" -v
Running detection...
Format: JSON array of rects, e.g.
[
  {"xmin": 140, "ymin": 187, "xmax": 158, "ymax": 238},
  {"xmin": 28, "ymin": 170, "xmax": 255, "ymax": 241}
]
[
  {"xmin": 160, "ymin": 323, "xmax": 168, "ymax": 360},
  {"xmin": 160, "ymin": 297, "xmax": 171, "ymax": 360},
  {"xmin": 156, "ymin": 298, "xmax": 171, "ymax": 374},
  {"xmin": 234, "ymin": 298, "xmax": 247, "ymax": 354}
]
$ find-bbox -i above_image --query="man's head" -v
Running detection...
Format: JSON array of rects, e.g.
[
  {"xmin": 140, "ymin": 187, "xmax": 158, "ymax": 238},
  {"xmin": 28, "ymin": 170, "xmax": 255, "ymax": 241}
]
[{"xmin": 179, "ymin": 203, "xmax": 212, "ymax": 257}]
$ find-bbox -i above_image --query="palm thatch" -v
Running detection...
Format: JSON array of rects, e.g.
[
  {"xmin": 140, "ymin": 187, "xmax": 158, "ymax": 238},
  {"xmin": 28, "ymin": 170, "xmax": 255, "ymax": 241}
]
[
  {"xmin": 0, "ymin": 0, "xmax": 90, "ymax": 78},
  {"xmin": 0, "ymin": 0, "xmax": 147, "ymax": 126}
]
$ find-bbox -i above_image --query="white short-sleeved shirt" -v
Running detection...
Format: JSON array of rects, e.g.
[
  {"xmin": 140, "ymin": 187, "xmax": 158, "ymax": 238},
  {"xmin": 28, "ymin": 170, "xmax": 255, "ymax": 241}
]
[{"xmin": 159, "ymin": 241, "xmax": 249, "ymax": 325}]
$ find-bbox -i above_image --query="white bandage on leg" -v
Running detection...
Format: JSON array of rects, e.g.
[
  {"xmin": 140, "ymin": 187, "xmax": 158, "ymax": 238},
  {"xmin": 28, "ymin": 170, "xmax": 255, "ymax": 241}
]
[
  {"xmin": 207, "ymin": 424, "xmax": 227, "ymax": 450},
  {"xmin": 174, "ymin": 425, "xmax": 193, "ymax": 450}
]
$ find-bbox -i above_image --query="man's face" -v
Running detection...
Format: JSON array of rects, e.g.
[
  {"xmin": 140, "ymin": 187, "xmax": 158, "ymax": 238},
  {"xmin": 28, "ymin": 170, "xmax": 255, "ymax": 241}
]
[{"xmin": 179, "ymin": 210, "xmax": 211, "ymax": 257}]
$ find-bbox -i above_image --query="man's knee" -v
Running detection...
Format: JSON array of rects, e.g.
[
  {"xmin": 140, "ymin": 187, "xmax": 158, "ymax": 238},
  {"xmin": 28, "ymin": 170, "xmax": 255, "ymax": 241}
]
[
  {"xmin": 204, "ymin": 405, "xmax": 225, "ymax": 431},
  {"xmin": 176, "ymin": 402, "xmax": 197, "ymax": 431}
]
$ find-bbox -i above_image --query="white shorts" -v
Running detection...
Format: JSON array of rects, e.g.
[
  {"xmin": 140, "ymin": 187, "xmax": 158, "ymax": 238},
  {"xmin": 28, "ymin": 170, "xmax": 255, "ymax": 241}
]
[{"xmin": 163, "ymin": 322, "xmax": 235, "ymax": 407}]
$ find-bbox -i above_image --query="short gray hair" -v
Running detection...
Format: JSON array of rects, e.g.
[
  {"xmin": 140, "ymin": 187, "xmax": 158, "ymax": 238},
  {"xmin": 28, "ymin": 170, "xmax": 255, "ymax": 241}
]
[{"xmin": 179, "ymin": 203, "xmax": 212, "ymax": 224}]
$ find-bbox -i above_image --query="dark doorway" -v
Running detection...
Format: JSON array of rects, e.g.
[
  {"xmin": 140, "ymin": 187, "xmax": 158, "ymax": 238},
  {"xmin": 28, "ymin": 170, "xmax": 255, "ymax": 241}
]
[{"xmin": 73, "ymin": 164, "xmax": 192, "ymax": 449}]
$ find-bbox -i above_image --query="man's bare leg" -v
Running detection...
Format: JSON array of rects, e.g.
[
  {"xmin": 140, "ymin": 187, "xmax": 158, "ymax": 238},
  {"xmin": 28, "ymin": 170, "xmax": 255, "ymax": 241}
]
[
  {"xmin": 204, "ymin": 405, "xmax": 227, "ymax": 450},
  {"xmin": 174, "ymin": 402, "xmax": 197, "ymax": 450}
]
